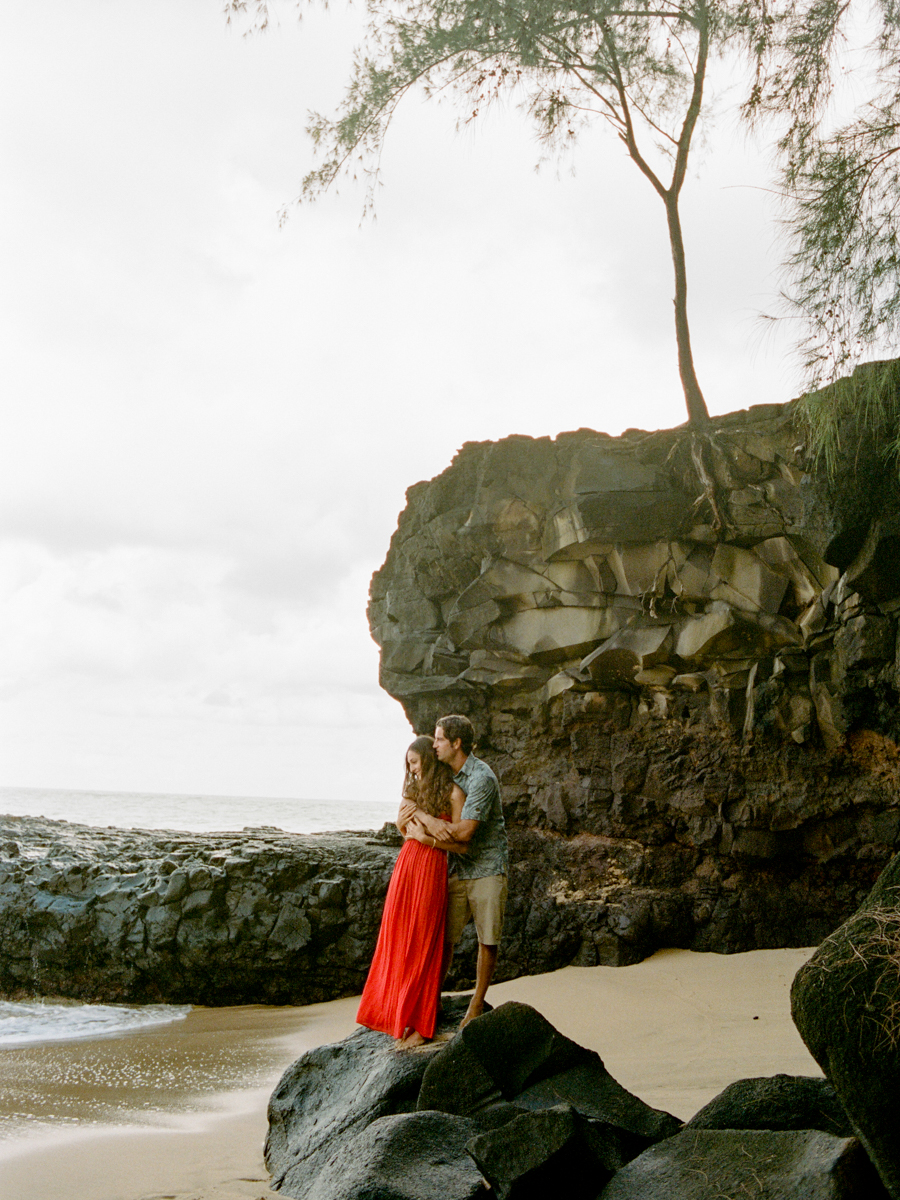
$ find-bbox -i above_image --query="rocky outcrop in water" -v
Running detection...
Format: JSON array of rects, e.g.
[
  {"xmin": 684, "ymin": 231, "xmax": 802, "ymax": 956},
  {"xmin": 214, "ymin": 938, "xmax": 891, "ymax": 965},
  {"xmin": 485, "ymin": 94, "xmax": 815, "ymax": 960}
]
[
  {"xmin": 0, "ymin": 812, "xmax": 610, "ymax": 1004},
  {"xmin": 369, "ymin": 372, "xmax": 900, "ymax": 969},
  {"xmin": 0, "ymin": 814, "xmax": 400, "ymax": 1004}
]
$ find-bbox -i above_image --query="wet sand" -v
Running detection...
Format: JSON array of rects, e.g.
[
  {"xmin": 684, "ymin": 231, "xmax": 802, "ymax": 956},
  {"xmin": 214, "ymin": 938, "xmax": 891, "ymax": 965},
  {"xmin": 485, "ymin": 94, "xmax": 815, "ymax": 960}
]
[{"xmin": 0, "ymin": 947, "xmax": 819, "ymax": 1200}]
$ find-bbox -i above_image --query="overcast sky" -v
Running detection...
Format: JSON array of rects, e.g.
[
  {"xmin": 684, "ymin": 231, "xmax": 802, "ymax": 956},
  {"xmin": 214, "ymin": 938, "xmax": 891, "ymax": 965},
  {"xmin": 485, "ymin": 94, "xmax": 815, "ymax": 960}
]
[{"xmin": 0, "ymin": 0, "xmax": 800, "ymax": 805}]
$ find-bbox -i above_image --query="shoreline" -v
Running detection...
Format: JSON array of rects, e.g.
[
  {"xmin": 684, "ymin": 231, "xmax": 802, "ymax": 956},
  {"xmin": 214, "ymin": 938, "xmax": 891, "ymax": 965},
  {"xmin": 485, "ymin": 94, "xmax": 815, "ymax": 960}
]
[{"xmin": 0, "ymin": 948, "xmax": 819, "ymax": 1200}]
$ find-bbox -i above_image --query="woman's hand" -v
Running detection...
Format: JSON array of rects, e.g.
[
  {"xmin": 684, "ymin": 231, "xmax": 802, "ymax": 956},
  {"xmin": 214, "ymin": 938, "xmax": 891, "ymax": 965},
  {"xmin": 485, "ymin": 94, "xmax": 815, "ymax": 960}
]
[
  {"xmin": 404, "ymin": 818, "xmax": 428, "ymax": 843},
  {"xmin": 396, "ymin": 799, "xmax": 418, "ymax": 834}
]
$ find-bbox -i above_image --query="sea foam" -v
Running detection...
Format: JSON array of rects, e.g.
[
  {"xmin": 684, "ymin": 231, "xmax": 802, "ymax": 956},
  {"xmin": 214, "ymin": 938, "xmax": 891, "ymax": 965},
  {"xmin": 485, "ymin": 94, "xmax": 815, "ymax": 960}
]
[{"xmin": 0, "ymin": 1000, "xmax": 191, "ymax": 1048}]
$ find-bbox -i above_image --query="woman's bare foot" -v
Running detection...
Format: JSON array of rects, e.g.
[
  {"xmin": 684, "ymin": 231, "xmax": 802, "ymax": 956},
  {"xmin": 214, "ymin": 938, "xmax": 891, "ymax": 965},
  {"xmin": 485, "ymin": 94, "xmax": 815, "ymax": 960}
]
[{"xmin": 397, "ymin": 1030, "xmax": 428, "ymax": 1050}]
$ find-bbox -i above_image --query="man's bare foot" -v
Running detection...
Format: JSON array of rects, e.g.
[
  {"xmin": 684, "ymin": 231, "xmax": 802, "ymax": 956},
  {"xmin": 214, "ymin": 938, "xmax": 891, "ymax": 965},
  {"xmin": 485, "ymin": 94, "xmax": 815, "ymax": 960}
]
[{"xmin": 459, "ymin": 1000, "xmax": 484, "ymax": 1029}]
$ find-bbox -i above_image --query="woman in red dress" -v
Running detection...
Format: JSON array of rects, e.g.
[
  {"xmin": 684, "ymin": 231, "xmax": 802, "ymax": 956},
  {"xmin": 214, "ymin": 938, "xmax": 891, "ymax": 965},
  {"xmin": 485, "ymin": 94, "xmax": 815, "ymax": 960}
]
[{"xmin": 356, "ymin": 735, "xmax": 466, "ymax": 1048}]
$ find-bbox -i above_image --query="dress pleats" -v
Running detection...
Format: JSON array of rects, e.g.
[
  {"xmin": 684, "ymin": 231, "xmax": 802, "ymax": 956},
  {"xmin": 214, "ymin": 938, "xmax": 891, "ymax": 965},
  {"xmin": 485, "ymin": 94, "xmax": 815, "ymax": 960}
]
[{"xmin": 356, "ymin": 835, "xmax": 448, "ymax": 1039}]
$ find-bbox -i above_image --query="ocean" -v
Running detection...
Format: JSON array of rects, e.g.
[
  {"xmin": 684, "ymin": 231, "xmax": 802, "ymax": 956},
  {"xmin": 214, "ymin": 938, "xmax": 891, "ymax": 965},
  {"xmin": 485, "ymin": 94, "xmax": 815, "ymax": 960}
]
[
  {"xmin": 0, "ymin": 785, "xmax": 398, "ymax": 1053},
  {"xmin": 0, "ymin": 785, "xmax": 397, "ymax": 839}
]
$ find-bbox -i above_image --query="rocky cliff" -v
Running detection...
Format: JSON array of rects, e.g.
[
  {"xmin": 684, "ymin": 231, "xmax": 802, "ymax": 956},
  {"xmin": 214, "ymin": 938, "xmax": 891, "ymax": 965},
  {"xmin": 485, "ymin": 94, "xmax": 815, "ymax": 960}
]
[
  {"xmin": 6, "ymin": 376, "xmax": 900, "ymax": 1006},
  {"xmin": 369, "ymin": 372, "xmax": 900, "ymax": 970}
]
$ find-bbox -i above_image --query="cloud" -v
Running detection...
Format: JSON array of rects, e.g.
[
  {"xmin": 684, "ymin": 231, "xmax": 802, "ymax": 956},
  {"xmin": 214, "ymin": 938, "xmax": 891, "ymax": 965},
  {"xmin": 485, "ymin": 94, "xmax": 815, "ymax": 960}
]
[{"xmin": 0, "ymin": 0, "xmax": 807, "ymax": 801}]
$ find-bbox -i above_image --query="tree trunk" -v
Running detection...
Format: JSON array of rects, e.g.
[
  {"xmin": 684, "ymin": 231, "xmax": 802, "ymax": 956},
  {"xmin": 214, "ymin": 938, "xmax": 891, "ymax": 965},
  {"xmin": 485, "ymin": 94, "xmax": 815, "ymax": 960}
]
[{"xmin": 665, "ymin": 191, "xmax": 710, "ymax": 426}]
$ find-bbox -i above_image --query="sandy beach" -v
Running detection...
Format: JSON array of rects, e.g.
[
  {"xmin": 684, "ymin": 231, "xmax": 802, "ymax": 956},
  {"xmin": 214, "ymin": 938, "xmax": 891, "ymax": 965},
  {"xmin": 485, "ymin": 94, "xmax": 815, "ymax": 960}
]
[{"xmin": 0, "ymin": 947, "xmax": 820, "ymax": 1200}]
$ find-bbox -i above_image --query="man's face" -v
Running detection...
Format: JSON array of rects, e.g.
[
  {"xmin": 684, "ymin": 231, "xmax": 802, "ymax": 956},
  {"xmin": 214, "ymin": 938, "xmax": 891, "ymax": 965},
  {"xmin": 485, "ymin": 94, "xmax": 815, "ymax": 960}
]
[{"xmin": 433, "ymin": 726, "xmax": 455, "ymax": 763}]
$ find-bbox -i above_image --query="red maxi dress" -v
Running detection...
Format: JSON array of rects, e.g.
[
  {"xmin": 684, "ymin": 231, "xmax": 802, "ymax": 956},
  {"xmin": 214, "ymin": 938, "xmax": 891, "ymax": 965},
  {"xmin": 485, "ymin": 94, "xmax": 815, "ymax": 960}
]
[{"xmin": 356, "ymin": 827, "xmax": 448, "ymax": 1039}]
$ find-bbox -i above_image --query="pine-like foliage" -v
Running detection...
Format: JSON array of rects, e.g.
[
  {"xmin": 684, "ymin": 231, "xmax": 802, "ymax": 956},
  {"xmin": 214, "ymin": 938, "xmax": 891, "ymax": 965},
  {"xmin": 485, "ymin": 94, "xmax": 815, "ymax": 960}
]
[
  {"xmin": 750, "ymin": 0, "xmax": 900, "ymax": 392},
  {"xmin": 226, "ymin": 0, "xmax": 784, "ymax": 427},
  {"xmin": 227, "ymin": 0, "xmax": 900, "ymax": 450}
]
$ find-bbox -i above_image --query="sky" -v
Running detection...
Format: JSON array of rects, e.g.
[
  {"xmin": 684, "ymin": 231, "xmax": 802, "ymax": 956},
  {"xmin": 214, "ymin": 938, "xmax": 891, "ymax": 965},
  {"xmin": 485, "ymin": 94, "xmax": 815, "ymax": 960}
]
[{"xmin": 0, "ymin": 0, "xmax": 801, "ymax": 805}]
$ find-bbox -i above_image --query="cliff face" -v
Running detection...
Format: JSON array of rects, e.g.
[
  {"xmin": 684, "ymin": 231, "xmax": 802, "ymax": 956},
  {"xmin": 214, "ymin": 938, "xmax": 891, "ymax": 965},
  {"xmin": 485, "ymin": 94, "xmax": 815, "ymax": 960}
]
[
  {"xmin": 369, "ymin": 384, "xmax": 900, "ymax": 970},
  {"xmin": 6, "ymin": 386, "xmax": 900, "ymax": 1007}
]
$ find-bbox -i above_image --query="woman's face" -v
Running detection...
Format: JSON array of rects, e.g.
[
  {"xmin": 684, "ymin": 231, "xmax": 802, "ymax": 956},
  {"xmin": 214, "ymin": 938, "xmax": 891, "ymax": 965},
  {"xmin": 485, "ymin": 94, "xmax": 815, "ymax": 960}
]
[{"xmin": 406, "ymin": 749, "xmax": 423, "ymax": 778}]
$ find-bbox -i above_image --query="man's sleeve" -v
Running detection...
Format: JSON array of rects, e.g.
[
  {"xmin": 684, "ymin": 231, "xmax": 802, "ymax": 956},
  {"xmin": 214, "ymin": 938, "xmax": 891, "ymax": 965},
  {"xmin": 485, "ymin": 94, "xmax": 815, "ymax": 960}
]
[{"xmin": 460, "ymin": 770, "xmax": 497, "ymax": 821}]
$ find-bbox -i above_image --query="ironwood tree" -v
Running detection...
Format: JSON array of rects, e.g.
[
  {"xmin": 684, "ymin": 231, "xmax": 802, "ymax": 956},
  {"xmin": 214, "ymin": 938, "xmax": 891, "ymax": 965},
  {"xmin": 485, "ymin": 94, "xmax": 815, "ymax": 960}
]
[
  {"xmin": 747, "ymin": 0, "xmax": 900, "ymax": 470},
  {"xmin": 226, "ymin": 0, "xmax": 787, "ymax": 428},
  {"xmin": 227, "ymin": 0, "xmax": 900, "ymax": 460}
]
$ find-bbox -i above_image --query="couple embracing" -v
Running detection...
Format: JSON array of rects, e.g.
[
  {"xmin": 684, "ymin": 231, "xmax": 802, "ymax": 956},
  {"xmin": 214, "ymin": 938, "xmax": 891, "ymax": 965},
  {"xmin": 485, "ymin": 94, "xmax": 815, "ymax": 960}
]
[{"xmin": 356, "ymin": 714, "xmax": 508, "ymax": 1049}]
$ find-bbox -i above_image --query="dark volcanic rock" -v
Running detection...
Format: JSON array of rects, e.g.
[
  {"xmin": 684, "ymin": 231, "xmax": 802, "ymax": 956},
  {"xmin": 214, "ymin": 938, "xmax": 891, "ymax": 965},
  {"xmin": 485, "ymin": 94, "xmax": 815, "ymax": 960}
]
[
  {"xmin": 599, "ymin": 1127, "xmax": 889, "ymax": 1199},
  {"xmin": 266, "ymin": 1000, "xmax": 676, "ymax": 1198},
  {"xmin": 0, "ymin": 813, "xmax": 401, "ymax": 1004},
  {"xmin": 423, "ymin": 1000, "xmax": 587, "ymax": 1102},
  {"xmin": 686, "ymin": 1074, "xmax": 852, "ymax": 1137},
  {"xmin": 791, "ymin": 852, "xmax": 900, "ymax": 1197},
  {"xmin": 302, "ymin": 1111, "xmax": 484, "ymax": 1200},
  {"xmin": 418, "ymin": 1003, "xmax": 680, "ymax": 1146},
  {"xmin": 367, "ymin": 375, "xmax": 900, "ymax": 974},
  {"xmin": 266, "ymin": 997, "xmax": 472, "ymax": 1196},
  {"xmin": 467, "ymin": 1103, "xmax": 625, "ymax": 1200},
  {"xmin": 511, "ymin": 1061, "xmax": 679, "ymax": 1143}
]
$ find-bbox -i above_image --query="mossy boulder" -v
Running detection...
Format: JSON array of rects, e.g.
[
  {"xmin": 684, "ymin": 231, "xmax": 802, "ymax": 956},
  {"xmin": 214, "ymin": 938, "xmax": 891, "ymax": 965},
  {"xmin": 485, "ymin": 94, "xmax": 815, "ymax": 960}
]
[{"xmin": 791, "ymin": 852, "xmax": 900, "ymax": 1198}]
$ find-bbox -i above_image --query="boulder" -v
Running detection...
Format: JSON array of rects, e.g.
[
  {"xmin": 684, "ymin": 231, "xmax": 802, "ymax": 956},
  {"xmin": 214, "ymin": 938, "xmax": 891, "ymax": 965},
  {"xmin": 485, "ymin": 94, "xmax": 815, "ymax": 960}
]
[
  {"xmin": 265, "ymin": 999, "xmax": 681, "ymax": 1198},
  {"xmin": 512, "ymin": 1060, "xmax": 680, "ymax": 1144},
  {"xmin": 599, "ymin": 1128, "xmax": 889, "ymax": 1199},
  {"xmin": 686, "ymin": 1074, "xmax": 852, "ymax": 1137},
  {"xmin": 791, "ymin": 853, "xmax": 900, "ymax": 1198},
  {"xmin": 301, "ymin": 1111, "xmax": 485, "ymax": 1200},
  {"xmin": 417, "ymin": 1001, "xmax": 584, "ymax": 1115},
  {"xmin": 418, "ymin": 1003, "xmax": 679, "ymax": 1146},
  {"xmin": 467, "ymin": 1103, "xmax": 626, "ymax": 1200},
  {"xmin": 265, "ymin": 997, "xmax": 472, "ymax": 1196}
]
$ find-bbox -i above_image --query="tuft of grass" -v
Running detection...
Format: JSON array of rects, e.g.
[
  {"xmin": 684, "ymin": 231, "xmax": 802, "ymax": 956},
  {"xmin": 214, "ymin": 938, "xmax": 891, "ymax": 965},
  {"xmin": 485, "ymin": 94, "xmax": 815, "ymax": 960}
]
[
  {"xmin": 828, "ymin": 902, "xmax": 900, "ymax": 1051},
  {"xmin": 797, "ymin": 358, "xmax": 900, "ymax": 481}
]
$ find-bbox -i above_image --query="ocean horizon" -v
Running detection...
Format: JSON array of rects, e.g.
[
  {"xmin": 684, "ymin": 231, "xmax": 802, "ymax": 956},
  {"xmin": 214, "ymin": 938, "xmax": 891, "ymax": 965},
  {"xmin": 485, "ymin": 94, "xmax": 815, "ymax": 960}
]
[{"xmin": 0, "ymin": 785, "xmax": 398, "ymax": 839}]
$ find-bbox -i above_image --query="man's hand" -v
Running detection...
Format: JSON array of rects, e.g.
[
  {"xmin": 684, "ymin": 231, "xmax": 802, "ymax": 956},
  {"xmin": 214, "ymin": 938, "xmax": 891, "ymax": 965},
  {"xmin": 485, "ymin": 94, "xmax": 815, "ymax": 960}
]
[
  {"xmin": 405, "ymin": 817, "xmax": 469, "ymax": 854},
  {"xmin": 399, "ymin": 800, "xmax": 417, "ymax": 826},
  {"xmin": 414, "ymin": 809, "xmax": 454, "ymax": 841}
]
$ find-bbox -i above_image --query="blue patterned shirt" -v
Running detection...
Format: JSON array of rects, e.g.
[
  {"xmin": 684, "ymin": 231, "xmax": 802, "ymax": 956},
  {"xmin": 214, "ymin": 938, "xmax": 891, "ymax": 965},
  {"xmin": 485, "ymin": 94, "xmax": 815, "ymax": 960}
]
[{"xmin": 450, "ymin": 755, "xmax": 508, "ymax": 880}]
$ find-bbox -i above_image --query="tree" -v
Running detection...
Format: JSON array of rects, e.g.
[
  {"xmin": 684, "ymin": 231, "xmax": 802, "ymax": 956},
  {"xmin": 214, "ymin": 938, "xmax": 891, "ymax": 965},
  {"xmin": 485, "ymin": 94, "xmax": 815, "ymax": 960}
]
[
  {"xmin": 228, "ymin": 0, "xmax": 787, "ymax": 429},
  {"xmin": 746, "ymin": 0, "xmax": 900, "ymax": 468},
  {"xmin": 748, "ymin": 0, "xmax": 900, "ymax": 385}
]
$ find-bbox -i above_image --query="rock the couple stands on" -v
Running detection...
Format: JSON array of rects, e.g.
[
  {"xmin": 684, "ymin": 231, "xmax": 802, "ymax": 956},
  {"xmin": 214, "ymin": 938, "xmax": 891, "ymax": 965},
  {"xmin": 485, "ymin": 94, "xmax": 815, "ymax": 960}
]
[{"xmin": 356, "ymin": 714, "xmax": 509, "ymax": 1047}]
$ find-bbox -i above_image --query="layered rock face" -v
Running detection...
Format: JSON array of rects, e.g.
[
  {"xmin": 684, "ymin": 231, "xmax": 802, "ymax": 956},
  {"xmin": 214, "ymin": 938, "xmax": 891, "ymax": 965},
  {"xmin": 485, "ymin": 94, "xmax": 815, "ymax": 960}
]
[
  {"xmin": 0, "ymin": 815, "xmax": 399, "ymax": 1004},
  {"xmin": 369, "ymin": 383, "xmax": 900, "ymax": 970},
  {"xmin": 6, "ymin": 385, "xmax": 900, "ymax": 1006}
]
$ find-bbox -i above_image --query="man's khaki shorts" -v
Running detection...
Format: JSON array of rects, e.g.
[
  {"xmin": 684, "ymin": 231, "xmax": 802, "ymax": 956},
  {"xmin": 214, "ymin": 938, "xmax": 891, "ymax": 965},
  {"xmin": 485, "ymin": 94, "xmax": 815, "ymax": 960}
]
[{"xmin": 446, "ymin": 874, "xmax": 507, "ymax": 947}]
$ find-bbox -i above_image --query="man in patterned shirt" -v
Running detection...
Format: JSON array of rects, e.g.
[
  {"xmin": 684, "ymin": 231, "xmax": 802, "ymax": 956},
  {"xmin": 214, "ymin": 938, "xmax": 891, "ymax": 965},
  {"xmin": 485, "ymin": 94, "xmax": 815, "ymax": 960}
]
[{"xmin": 403, "ymin": 713, "xmax": 508, "ymax": 1027}]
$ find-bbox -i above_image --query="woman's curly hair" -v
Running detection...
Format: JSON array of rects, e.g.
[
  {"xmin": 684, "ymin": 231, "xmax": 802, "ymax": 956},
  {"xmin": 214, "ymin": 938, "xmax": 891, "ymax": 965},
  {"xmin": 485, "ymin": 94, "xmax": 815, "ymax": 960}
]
[{"xmin": 402, "ymin": 735, "xmax": 453, "ymax": 818}]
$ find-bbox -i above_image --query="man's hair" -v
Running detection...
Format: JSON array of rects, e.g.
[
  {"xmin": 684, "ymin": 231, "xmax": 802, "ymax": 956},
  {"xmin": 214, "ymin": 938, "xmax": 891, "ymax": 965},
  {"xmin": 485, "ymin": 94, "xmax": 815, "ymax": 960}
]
[{"xmin": 436, "ymin": 714, "xmax": 475, "ymax": 755}]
